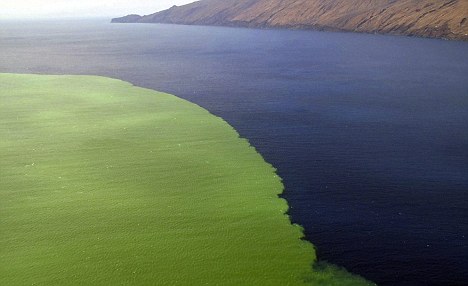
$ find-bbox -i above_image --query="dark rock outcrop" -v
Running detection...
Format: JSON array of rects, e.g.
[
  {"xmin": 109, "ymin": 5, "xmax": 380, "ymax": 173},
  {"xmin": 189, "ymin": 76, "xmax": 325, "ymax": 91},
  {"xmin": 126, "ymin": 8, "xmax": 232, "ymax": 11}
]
[{"xmin": 112, "ymin": 0, "xmax": 468, "ymax": 40}]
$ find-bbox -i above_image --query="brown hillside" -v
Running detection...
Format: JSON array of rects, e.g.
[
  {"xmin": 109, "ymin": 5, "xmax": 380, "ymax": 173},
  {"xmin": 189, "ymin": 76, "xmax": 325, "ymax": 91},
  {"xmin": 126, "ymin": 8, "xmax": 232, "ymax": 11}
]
[{"xmin": 112, "ymin": 0, "xmax": 468, "ymax": 40}]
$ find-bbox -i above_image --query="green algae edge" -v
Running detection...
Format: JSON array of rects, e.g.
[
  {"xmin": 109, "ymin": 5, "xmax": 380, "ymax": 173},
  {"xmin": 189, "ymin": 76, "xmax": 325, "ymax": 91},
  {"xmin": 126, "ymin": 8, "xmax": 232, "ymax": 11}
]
[{"xmin": 0, "ymin": 73, "xmax": 373, "ymax": 285}]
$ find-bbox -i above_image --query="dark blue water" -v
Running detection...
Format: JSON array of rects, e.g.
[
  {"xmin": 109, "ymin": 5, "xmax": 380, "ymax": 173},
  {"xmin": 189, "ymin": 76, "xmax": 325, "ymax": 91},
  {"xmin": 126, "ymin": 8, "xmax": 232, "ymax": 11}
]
[{"xmin": 1, "ymin": 19, "xmax": 467, "ymax": 285}]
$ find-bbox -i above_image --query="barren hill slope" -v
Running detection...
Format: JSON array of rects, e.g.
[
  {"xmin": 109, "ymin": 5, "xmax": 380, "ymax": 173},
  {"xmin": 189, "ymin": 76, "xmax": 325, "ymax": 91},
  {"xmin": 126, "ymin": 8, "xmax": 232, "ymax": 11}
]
[{"xmin": 112, "ymin": 0, "xmax": 468, "ymax": 40}]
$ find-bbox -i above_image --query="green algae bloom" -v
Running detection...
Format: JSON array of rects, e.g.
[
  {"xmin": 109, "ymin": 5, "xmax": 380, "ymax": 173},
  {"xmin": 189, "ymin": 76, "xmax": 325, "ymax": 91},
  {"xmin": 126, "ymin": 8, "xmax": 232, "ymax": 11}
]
[{"xmin": 0, "ymin": 74, "xmax": 372, "ymax": 285}]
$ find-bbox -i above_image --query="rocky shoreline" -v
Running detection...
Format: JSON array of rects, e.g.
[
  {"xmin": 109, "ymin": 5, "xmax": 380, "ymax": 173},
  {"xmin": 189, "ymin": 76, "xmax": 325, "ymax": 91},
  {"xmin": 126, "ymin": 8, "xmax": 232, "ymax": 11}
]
[{"xmin": 112, "ymin": 0, "xmax": 468, "ymax": 41}]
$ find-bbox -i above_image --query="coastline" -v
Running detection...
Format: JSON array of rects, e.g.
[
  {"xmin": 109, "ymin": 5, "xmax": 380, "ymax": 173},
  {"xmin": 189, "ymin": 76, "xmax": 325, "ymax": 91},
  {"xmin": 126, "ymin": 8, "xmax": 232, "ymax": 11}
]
[{"xmin": 111, "ymin": 0, "xmax": 468, "ymax": 41}]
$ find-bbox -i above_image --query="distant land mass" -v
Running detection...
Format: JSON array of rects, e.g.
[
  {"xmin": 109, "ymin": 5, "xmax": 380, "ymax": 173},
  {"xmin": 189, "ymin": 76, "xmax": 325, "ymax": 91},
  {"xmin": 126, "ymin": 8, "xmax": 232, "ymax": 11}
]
[{"xmin": 112, "ymin": 0, "xmax": 468, "ymax": 40}]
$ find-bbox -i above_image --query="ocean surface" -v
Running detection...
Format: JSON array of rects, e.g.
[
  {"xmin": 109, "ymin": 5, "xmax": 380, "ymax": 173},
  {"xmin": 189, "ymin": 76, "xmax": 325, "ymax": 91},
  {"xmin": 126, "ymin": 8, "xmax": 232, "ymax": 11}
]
[{"xmin": 1, "ymin": 19, "xmax": 467, "ymax": 285}]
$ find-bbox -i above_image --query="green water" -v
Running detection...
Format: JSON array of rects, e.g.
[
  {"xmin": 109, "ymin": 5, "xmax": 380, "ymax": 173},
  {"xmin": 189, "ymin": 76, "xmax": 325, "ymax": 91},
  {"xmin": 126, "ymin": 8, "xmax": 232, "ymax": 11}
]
[{"xmin": 0, "ymin": 74, "xmax": 371, "ymax": 285}]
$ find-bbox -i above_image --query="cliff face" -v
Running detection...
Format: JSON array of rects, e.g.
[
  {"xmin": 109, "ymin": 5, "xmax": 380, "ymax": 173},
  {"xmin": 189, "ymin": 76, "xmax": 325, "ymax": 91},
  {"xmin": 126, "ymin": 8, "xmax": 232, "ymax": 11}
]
[{"xmin": 112, "ymin": 0, "xmax": 468, "ymax": 40}]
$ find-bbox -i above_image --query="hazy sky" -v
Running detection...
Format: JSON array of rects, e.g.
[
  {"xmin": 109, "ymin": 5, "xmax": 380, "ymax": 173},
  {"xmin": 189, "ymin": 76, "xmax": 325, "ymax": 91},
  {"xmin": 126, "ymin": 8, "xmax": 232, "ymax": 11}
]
[{"xmin": 1, "ymin": 0, "xmax": 195, "ymax": 19}]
